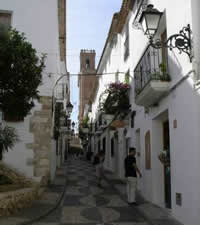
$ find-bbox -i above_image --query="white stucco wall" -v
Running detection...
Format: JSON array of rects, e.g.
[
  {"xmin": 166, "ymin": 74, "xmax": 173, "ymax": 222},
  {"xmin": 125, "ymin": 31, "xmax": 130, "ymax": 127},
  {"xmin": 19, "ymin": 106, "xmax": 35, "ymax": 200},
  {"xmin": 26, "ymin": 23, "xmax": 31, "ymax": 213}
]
[
  {"xmin": 130, "ymin": 1, "xmax": 200, "ymax": 225},
  {"xmin": 91, "ymin": 1, "xmax": 200, "ymax": 225},
  {"xmin": 0, "ymin": 0, "xmax": 64, "ymax": 179}
]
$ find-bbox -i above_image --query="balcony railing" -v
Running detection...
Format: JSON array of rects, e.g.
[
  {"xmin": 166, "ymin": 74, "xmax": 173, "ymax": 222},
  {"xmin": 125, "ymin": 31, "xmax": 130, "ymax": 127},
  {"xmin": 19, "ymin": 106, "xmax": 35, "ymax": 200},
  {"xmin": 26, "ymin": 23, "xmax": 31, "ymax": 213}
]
[{"xmin": 134, "ymin": 45, "xmax": 170, "ymax": 96}]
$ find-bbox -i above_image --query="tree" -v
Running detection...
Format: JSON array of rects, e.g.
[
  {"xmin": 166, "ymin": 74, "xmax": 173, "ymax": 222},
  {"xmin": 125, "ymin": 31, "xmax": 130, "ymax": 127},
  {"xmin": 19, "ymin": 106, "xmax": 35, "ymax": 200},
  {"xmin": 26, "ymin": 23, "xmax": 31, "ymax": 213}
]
[
  {"xmin": 0, "ymin": 125, "xmax": 19, "ymax": 160},
  {"xmin": 0, "ymin": 28, "xmax": 46, "ymax": 120}
]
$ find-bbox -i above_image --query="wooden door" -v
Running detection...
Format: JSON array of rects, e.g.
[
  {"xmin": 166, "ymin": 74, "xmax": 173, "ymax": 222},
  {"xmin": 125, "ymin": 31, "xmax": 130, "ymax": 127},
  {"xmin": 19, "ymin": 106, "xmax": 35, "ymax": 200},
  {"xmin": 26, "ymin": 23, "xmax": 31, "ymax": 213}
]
[{"xmin": 163, "ymin": 120, "xmax": 171, "ymax": 208}]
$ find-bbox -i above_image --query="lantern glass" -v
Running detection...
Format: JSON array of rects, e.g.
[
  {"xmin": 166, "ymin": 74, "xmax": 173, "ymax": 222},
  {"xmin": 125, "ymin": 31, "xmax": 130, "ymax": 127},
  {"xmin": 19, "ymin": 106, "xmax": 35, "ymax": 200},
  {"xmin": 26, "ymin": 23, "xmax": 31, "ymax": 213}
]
[
  {"xmin": 72, "ymin": 121, "xmax": 75, "ymax": 128},
  {"xmin": 67, "ymin": 101, "xmax": 73, "ymax": 114},
  {"xmin": 140, "ymin": 5, "xmax": 163, "ymax": 38},
  {"xmin": 146, "ymin": 13, "xmax": 162, "ymax": 37}
]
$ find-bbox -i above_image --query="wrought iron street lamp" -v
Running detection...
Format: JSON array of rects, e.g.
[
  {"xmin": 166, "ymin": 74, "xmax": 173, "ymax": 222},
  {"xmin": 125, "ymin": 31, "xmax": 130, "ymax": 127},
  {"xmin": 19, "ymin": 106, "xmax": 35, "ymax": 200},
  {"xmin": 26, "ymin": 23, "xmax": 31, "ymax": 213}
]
[
  {"xmin": 139, "ymin": 4, "xmax": 162, "ymax": 38},
  {"xmin": 66, "ymin": 101, "xmax": 73, "ymax": 114},
  {"xmin": 71, "ymin": 121, "xmax": 75, "ymax": 129},
  {"xmin": 139, "ymin": 4, "xmax": 193, "ymax": 62}
]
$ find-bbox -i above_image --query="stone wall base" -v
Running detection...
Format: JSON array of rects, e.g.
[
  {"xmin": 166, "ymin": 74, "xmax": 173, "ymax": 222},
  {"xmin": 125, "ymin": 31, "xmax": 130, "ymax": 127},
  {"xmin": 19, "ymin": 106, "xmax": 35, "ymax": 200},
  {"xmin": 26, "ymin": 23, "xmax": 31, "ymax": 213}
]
[{"xmin": 0, "ymin": 185, "xmax": 43, "ymax": 217}]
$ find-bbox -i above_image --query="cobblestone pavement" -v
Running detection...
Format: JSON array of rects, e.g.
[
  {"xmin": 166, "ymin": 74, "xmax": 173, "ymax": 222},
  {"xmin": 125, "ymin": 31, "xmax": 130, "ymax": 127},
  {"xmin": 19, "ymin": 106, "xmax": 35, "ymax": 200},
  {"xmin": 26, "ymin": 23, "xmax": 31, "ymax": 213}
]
[
  {"xmin": 0, "ymin": 157, "xmax": 183, "ymax": 225},
  {"xmin": 0, "ymin": 164, "xmax": 66, "ymax": 225},
  {"xmin": 34, "ymin": 157, "xmax": 150, "ymax": 225}
]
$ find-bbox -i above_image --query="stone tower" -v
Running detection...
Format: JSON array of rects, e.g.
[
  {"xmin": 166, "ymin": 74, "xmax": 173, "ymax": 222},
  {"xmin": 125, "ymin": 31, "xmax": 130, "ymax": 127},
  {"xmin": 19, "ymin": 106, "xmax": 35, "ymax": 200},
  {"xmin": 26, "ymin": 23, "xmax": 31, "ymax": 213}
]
[{"xmin": 78, "ymin": 50, "xmax": 97, "ymax": 121}]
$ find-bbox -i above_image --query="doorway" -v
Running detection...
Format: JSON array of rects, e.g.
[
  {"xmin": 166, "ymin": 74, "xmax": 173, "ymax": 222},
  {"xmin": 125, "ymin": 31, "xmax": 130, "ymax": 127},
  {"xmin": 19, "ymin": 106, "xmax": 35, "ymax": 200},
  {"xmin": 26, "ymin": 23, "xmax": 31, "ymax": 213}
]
[
  {"xmin": 102, "ymin": 137, "xmax": 106, "ymax": 154},
  {"xmin": 114, "ymin": 132, "xmax": 119, "ymax": 176},
  {"xmin": 163, "ymin": 120, "xmax": 171, "ymax": 208},
  {"xmin": 136, "ymin": 129, "xmax": 141, "ymax": 190}
]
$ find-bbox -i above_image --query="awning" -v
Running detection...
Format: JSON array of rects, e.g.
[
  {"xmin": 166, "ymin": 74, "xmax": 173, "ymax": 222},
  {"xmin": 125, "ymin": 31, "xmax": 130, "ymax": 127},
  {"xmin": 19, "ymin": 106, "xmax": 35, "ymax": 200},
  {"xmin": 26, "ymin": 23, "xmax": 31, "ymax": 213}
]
[{"xmin": 70, "ymin": 143, "xmax": 83, "ymax": 149}]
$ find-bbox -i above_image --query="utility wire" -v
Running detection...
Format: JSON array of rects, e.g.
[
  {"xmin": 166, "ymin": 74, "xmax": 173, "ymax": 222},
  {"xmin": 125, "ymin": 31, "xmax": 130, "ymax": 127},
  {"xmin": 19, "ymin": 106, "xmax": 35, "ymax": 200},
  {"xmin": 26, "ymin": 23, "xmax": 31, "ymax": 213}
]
[{"xmin": 44, "ymin": 71, "xmax": 131, "ymax": 77}]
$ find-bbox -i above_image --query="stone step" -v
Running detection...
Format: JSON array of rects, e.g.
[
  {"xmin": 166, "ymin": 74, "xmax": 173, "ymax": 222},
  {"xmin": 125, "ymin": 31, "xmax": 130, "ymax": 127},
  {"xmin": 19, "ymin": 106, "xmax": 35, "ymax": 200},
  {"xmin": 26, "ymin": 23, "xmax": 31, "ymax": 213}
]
[
  {"xmin": 39, "ymin": 96, "xmax": 52, "ymax": 106},
  {"xmin": 34, "ymin": 110, "xmax": 51, "ymax": 117}
]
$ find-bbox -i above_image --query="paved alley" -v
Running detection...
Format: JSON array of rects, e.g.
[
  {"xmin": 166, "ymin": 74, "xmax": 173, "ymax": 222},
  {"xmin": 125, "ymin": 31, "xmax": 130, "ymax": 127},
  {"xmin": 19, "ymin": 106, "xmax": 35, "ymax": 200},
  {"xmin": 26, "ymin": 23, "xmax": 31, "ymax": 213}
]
[
  {"xmin": 0, "ymin": 157, "xmax": 183, "ymax": 225},
  {"xmin": 36, "ymin": 157, "xmax": 149, "ymax": 225}
]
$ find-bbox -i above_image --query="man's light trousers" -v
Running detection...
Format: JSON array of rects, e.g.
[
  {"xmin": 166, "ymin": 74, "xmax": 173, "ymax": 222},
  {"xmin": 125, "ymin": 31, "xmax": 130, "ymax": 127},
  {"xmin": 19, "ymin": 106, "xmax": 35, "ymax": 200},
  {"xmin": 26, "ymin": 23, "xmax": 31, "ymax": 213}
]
[{"xmin": 126, "ymin": 177, "xmax": 137, "ymax": 203}]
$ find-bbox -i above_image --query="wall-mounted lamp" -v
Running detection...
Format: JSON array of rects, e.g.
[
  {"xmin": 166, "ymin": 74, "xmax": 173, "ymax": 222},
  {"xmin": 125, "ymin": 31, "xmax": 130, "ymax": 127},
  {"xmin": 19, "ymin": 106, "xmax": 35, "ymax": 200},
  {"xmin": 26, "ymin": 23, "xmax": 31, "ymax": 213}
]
[
  {"xmin": 71, "ymin": 121, "xmax": 75, "ymax": 129},
  {"xmin": 66, "ymin": 101, "xmax": 73, "ymax": 114},
  {"xmin": 139, "ymin": 4, "xmax": 192, "ymax": 62}
]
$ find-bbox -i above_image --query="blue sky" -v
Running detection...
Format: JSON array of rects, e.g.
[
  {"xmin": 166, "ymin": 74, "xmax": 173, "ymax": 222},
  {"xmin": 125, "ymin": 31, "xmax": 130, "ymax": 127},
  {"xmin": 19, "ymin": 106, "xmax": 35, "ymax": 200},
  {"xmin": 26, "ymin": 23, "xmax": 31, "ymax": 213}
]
[{"xmin": 67, "ymin": 0, "xmax": 122, "ymax": 128}]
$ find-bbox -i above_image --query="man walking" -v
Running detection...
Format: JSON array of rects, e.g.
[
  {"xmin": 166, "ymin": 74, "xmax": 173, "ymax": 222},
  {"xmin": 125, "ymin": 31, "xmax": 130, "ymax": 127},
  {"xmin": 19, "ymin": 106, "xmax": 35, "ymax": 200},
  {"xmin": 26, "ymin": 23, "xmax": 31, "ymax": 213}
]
[
  {"xmin": 93, "ymin": 151, "xmax": 105, "ymax": 187},
  {"xmin": 124, "ymin": 147, "xmax": 142, "ymax": 205}
]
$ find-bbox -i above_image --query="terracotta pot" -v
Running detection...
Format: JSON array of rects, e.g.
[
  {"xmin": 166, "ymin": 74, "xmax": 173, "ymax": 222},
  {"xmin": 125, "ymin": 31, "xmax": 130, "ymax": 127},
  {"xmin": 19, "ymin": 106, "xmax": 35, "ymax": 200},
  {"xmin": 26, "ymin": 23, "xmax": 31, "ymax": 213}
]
[{"xmin": 110, "ymin": 120, "xmax": 125, "ymax": 128}]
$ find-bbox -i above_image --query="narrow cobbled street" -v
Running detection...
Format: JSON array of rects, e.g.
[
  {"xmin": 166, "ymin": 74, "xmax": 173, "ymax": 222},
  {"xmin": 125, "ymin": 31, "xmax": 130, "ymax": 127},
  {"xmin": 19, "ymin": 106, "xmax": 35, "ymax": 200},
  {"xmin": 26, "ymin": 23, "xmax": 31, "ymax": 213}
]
[{"xmin": 36, "ymin": 157, "xmax": 149, "ymax": 225}]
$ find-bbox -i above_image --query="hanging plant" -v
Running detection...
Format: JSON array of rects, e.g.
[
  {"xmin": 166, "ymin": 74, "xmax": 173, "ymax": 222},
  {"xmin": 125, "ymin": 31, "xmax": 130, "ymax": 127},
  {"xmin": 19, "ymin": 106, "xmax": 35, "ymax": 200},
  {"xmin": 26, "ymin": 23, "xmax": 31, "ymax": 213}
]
[
  {"xmin": 99, "ymin": 82, "xmax": 131, "ymax": 114},
  {"xmin": 0, "ymin": 126, "xmax": 19, "ymax": 160},
  {"xmin": 158, "ymin": 149, "xmax": 170, "ymax": 166},
  {"xmin": 53, "ymin": 102, "xmax": 63, "ymax": 140},
  {"xmin": 81, "ymin": 114, "xmax": 89, "ymax": 128}
]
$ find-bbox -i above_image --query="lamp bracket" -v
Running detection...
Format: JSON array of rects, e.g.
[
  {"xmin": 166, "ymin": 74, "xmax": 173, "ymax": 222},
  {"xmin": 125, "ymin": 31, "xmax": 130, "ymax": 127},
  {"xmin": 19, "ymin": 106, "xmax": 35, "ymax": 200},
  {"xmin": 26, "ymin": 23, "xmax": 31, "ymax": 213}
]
[
  {"xmin": 149, "ymin": 24, "xmax": 193, "ymax": 62},
  {"xmin": 132, "ymin": 2, "xmax": 148, "ymax": 30}
]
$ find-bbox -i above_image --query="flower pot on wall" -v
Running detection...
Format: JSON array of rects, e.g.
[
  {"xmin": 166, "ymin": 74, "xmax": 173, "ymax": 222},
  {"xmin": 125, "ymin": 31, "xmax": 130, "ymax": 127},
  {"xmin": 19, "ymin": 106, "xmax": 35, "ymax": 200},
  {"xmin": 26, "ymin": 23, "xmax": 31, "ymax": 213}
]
[
  {"xmin": 103, "ymin": 114, "xmax": 114, "ymax": 124},
  {"xmin": 110, "ymin": 120, "xmax": 125, "ymax": 128},
  {"xmin": 82, "ymin": 128, "xmax": 89, "ymax": 133}
]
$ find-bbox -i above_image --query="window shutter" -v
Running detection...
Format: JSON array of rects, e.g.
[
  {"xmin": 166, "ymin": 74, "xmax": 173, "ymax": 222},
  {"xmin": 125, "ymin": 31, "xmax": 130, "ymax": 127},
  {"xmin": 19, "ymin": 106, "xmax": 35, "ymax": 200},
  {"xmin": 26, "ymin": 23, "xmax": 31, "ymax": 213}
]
[{"xmin": 145, "ymin": 130, "xmax": 151, "ymax": 169}]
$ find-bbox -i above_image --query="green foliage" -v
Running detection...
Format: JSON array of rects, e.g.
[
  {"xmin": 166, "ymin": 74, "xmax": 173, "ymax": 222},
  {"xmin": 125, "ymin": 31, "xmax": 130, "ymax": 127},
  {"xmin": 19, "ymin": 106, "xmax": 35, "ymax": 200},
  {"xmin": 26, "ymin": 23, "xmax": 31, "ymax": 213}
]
[
  {"xmin": 78, "ymin": 127, "xmax": 87, "ymax": 140},
  {"xmin": 0, "ymin": 125, "xmax": 19, "ymax": 160},
  {"xmin": 159, "ymin": 63, "xmax": 167, "ymax": 73},
  {"xmin": 125, "ymin": 72, "xmax": 130, "ymax": 84},
  {"xmin": 53, "ymin": 102, "xmax": 63, "ymax": 140},
  {"xmin": 0, "ymin": 175, "xmax": 13, "ymax": 185},
  {"xmin": 0, "ymin": 28, "xmax": 46, "ymax": 119},
  {"xmin": 82, "ymin": 114, "xmax": 89, "ymax": 128},
  {"xmin": 99, "ymin": 82, "xmax": 130, "ymax": 114},
  {"xmin": 151, "ymin": 63, "xmax": 171, "ymax": 82}
]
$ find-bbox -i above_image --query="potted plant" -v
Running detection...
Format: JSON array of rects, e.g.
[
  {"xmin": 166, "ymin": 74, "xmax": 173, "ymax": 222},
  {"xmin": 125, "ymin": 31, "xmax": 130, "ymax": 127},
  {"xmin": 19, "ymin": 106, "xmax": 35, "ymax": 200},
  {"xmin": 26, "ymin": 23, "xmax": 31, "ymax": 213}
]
[
  {"xmin": 0, "ymin": 125, "xmax": 19, "ymax": 160},
  {"xmin": 158, "ymin": 149, "xmax": 170, "ymax": 166},
  {"xmin": 151, "ymin": 63, "xmax": 171, "ymax": 82},
  {"xmin": 81, "ymin": 115, "xmax": 89, "ymax": 133},
  {"xmin": 99, "ymin": 82, "xmax": 131, "ymax": 115}
]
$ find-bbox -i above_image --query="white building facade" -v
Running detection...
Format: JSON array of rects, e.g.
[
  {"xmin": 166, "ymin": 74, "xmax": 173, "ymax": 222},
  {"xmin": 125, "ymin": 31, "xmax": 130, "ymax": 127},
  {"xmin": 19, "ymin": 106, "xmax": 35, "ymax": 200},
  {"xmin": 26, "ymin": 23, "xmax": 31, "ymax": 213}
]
[
  {"xmin": 89, "ymin": 1, "xmax": 200, "ymax": 225},
  {"xmin": 0, "ymin": 0, "xmax": 69, "ymax": 184}
]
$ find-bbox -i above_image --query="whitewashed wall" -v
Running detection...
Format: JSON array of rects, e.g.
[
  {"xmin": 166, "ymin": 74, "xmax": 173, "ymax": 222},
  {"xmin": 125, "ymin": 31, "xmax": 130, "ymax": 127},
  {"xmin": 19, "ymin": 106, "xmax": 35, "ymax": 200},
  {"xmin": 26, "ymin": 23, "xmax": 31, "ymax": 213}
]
[
  {"xmin": 129, "ymin": 1, "xmax": 200, "ymax": 225},
  {"xmin": 0, "ymin": 0, "xmax": 63, "ymax": 180},
  {"xmin": 91, "ymin": 1, "xmax": 200, "ymax": 225}
]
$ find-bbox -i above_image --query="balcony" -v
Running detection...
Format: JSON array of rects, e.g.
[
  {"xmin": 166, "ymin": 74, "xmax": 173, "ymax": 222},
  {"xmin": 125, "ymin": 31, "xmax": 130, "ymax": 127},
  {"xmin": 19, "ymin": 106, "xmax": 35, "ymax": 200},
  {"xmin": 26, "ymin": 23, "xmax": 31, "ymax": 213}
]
[{"xmin": 134, "ymin": 45, "xmax": 170, "ymax": 107}]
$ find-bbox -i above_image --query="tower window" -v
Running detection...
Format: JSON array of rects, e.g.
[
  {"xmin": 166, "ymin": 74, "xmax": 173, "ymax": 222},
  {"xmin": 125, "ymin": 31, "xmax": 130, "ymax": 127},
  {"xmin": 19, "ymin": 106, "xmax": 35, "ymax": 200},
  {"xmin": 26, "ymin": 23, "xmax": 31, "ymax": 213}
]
[
  {"xmin": 86, "ymin": 59, "xmax": 90, "ymax": 69},
  {"xmin": 0, "ymin": 12, "xmax": 12, "ymax": 32}
]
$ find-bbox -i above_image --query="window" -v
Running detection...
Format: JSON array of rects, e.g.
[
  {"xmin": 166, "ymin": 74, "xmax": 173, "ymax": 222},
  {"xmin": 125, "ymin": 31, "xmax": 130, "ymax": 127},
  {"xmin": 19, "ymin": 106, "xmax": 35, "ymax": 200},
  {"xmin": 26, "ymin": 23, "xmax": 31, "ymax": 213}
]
[
  {"xmin": 103, "ymin": 137, "xmax": 106, "ymax": 154},
  {"xmin": 85, "ymin": 59, "xmax": 90, "ymax": 69},
  {"xmin": 145, "ymin": 130, "xmax": 151, "ymax": 169},
  {"xmin": 111, "ymin": 138, "xmax": 114, "ymax": 157},
  {"xmin": 161, "ymin": 30, "xmax": 167, "ymax": 64},
  {"xmin": 124, "ymin": 23, "xmax": 129, "ymax": 61},
  {"xmin": 98, "ymin": 114, "xmax": 102, "ymax": 126},
  {"xmin": 95, "ymin": 121, "xmax": 98, "ymax": 131},
  {"xmin": 0, "ymin": 12, "xmax": 11, "ymax": 31},
  {"xmin": 131, "ymin": 111, "xmax": 136, "ymax": 128},
  {"xmin": 98, "ymin": 140, "xmax": 101, "ymax": 153}
]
